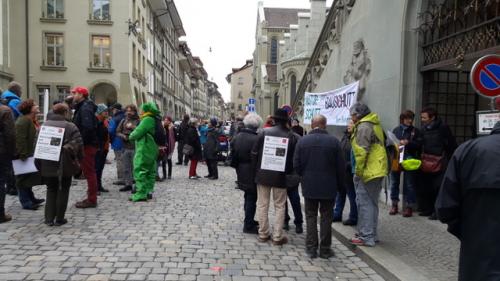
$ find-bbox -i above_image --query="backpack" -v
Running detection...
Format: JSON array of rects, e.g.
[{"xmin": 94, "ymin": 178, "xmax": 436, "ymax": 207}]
[{"xmin": 153, "ymin": 117, "xmax": 167, "ymax": 146}]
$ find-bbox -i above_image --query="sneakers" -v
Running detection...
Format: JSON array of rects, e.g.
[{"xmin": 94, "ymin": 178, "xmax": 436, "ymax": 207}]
[
  {"xmin": 33, "ymin": 198, "xmax": 45, "ymax": 205},
  {"xmin": 272, "ymin": 237, "xmax": 288, "ymax": 246},
  {"xmin": 350, "ymin": 238, "xmax": 373, "ymax": 247},
  {"xmin": 402, "ymin": 207, "xmax": 413, "ymax": 217},
  {"xmin": 0, "ymin": 214, "xmax": 12, "ymax": 223},
  {"xmin": 75, "ymin": 200, "xmax": 97, "ymax": 209},
  {"xmin": 389, "ymin": 203, "xmax": 399, "ymax": 215}
]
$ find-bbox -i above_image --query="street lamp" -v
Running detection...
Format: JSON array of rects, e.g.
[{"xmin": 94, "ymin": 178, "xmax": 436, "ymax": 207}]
[{"xmin": 127, "ymin": 19, "xmax": 141, "ymax": 36}]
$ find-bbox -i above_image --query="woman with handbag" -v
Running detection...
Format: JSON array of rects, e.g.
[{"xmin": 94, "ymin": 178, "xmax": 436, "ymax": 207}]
[
  {"xmin": 419, "ymin": 107, "xmax": 457, "ymax": 220},
  {"xmin": 184, "ymin": 118, "xmax": 202, "ymax": 179},
  {"xmin": 388, "ymin": 110, "xmax": 422, "ymax": 217},
  {"xmin": 14, "ymin": 99, "xmax": 44, "ymax": 210},
  {"xmin": 37, "ymin": 103, "xmax": 83, "ymax": 226},
  {"xmin": 116, "ymin": 105, "xmax": 140, "ymax": 192}
]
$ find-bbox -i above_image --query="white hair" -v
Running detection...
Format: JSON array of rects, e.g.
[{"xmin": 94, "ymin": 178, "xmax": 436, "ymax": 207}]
[{"xmin": 243, "ymin": 113, "xmax": 263, "ymax": 129}]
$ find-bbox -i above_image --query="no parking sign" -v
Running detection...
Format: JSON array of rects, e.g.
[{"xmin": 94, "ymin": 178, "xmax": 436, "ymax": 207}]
[{"xmin": 471, "ymin": 54, "xmax": 500, "ymax": 98}]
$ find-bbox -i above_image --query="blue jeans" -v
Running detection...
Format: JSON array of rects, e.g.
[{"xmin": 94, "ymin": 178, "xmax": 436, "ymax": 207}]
[
  {"xmin": 390, "ymin": 170, "xmax": 417, "ymax": 207},
  {"xmin": 334, "ymin": 170, "xmax": 357, "ymax": 222},
  {"xmin": 285, "ymin": 187, "xmax": 303, "ymax": 226},
  {"xmin": 243, "ymin": 190, "xmax": 257, "ymax": 229},
  {"xmin": 18, "ymin": 188, "xmax": 37, "ymax": 209},
  {"xmin": 355, "ymin": 176, "xmax": 382, "ymax": 246}
]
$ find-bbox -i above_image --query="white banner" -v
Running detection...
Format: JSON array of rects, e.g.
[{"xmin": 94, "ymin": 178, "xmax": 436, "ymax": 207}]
[
  {"xmin": 34, "ymin": 126, "xmax": 65, "ymax": 161},
  {"xmin": 303, "ymin": 81, "xmax": 359, "ymax": 126}
]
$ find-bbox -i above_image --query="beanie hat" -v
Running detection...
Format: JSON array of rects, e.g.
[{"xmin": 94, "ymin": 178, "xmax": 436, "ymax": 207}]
[
  {"xmin": 71, "ymin": 86, "xmax": 89, "ymax": 98},
  {"xmin": 350, "ymin": 103, "xmax": 371, "ymax": 119},
  {"xmin": 96, "ymin": 103, "xmax": 108, "ymax": 115}
]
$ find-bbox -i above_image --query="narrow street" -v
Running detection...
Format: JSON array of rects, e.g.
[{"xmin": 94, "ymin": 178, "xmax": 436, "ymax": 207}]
[{"xmin": 0, "ymin": 157, "xmax": 384, "ymax": 281}]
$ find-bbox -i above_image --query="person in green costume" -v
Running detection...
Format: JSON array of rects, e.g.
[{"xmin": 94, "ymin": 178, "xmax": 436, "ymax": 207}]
[{"xmin": 128, "ymin": 102, "xmax": 159, "ymax": 202}]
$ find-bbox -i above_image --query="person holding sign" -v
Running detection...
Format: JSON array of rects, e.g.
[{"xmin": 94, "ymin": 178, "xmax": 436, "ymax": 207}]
[
  {"xmin": 251, "ymin": 109, "xmax": 300, "ymax": 246},
  {"xmin": 36, "ymin": 103, "xmax": 83, "ymax": 226},
  {"xmin": 14, "ymin": 99, "xmax": 44, "ymax": 210}
]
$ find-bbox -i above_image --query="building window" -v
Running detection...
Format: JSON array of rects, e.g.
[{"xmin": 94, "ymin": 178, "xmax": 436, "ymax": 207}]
[
  {"xmin": 237, "ymin": 77, "xmax": 244, "ymax": 85},
  {"xmin": 290, "ymin": 74, "xmax": 297, "ymax": 102},
  {"xmin": 91, "ymin": 35, "xmax": 111, "ymax": 68},
  {"xmin": 270, "ymin": 37, "xmax": 278, "ymax": 64},
  {"xmin": 37, "ymin": 86, "xmax": 50, "ymax": 111},
  {"xmin": 56, "ymin": 86, "xmax": 70, "ymax": 103},
  {"xmin": 91, "ymin": 0, "xmax": 110, "ymax": 21},
  {"xmin": 44, "ymin": 0, "xmax": 64, "ymax": 19},
  {"xmin": 44, "ymin": 33, "xmax": 64, "ymax": 67}
]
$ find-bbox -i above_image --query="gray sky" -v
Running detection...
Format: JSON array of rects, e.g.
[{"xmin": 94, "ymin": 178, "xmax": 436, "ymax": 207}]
[{"xmin": 175, "ymin": 0, "xmax": 334, "ymax": 102}]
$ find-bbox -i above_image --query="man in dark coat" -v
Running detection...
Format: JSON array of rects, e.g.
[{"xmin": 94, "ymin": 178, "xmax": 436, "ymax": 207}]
[
  {"xmin": 436, "ymin": 121, "xmax": 500, "ymax": 281},
  {"xmin": 204, "ymin": 118, "xmax": 219, "ymax": 180},
  {"xmin": 231, "ymin": 113, "xmax": 262, "ymax": 234},
  {"xmin": 0, "ymin": 104, "xmax": 15, "ymax": 223},
  {"xmin": 419, "ymin": 107, "xmax": 457, "ymax": 219},
  {"xmin": 252, "ymin": 109, "xmax": 299, "ymax": 246},
  {"xmin": 294, "ymin": 115, "xmax": 345, "ymax": 259},
  {"xmin": 176, "ymin": 114, "xmax": 190, "ymax": 166},
  {"xmin": 185, "ymin": 118, "xmax": 202, "ymax": 179},
  {"xmin": 71, "ymin": 86, "xmax": 99, "ymax": 209}
]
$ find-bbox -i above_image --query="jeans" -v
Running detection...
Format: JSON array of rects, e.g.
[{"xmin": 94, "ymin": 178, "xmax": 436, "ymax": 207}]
[
  {"xmin": 305, "ymin": 198, "xmax": 334, "ymax": 252},
  {"xmin": 206, "ymin": 159, "xmax": 218, "ymax": 178},
  {"xmin": 44, "ymin": 177, "xmax": 71, "ymax": 222},
  {"xmin": 334, "ymin": 170, "xmax": 357, "ymax": 222},
  {"xmin": 243, "ymin": 190, "xmax": 257, "ymax": 229},
  {"xmin": 95, "ymin": 150, "xmax": 108, "ymax": 190},
  {"xmin": 390, "ymin": 170, "xmax": 417, "ymax": 207},
  {"xmin": 122, "ymin": 148, "xmax": 135, "ymax": 187},
  {"xmin": 114, "ymin": 150, "xmax": 124, "ymax": 182},
  {"xmin": 285, "ymin": 186, "xmax": 303, "ymax": 226},
  {"xmin": 257, "ymin": 185, "xmax": 287, "ymax": 241},
  {"xmin": 18, "ymin": 188, "xmax": 37, "ymax": 209},
  {"xmin": 189, "ymin": 159, "xmax": 198, "ymax": 177},
  {"xmin": 81, "ymin": 146, "xmax": 98, "ymax": 204},
  {"xmin": 355, "ymin": 176, "xmax": 383, "ymax": 246},
  {"xmin": 159, "ymin": 157, "xmax": 172, "ymax": 178}
]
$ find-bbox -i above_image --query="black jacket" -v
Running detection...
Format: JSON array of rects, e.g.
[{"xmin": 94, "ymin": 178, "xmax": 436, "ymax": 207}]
[
  {"xmin": 72, "ymin": 99, "xmax": 98, "ymax": 146},
  {"xmin": 291, "ymin": 125, "xmax": 305, "ymax": 137},
  {"xmin": 177, "ymin": 120, "xmax": 189, "ymax": 142},
  {"xmin": 293, "ymin": 129, "xmax": 345, "ymax": 199},
  {"xmin": 184, "ymin": 125, "xmax": 202, "ymax": 160},
  {"xmin": 436, "ymin": 123, "xmax": 500, "ymax": 281},
  {"xmin": 231, "ymin": 128, "xmax": 259, "ymax": 192},
  {"xmin": 421, "ymin": 118, "xmax": 457, "ymax": 158},
  {"xmin": 392, "ymin": 125, "xmax": 423, "ymax": 159},
  {"xmin": 252, "ymin": 124, "xmax": 299, "ymax": 188},
  {"xmin": 0, "ymin": 105, "xmax": 15, "ymax": 157},
  {"xmin": 340, "ymin": 130, "xmax": 352, "ymax": 172},
  {"xmin": 203, "ymin": 128, "xmax": 219, "ymax": 160}
]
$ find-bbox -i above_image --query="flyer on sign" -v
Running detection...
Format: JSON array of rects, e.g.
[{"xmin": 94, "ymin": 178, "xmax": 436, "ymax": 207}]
[
  {"xmin": 34, "ymin": 125, "xmax": 65, "ymax": 161},
  {"xmin": 303, "ymin": 81, "xmax": 359, "ymax": 126},
  {"xmin": 260, "ymin": 136, "xmax": 289, "ymax": 172}
]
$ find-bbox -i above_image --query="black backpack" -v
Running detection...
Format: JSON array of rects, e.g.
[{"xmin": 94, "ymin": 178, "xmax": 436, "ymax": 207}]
[{"xmin": 153, "ymin": 117, "xmax": 167, "ymax": 146}]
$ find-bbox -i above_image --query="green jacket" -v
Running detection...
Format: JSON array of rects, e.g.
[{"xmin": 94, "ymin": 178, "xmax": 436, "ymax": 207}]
[
  {"xmin": 129, "ymin": 103, "xmax": 159, "ymax": 164},
  {"xmin": 351, "ymin": 112, "xmax": 388, "ymax": 183}
]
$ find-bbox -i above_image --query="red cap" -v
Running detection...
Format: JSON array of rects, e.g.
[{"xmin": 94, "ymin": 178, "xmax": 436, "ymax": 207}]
[{"xmin": 71, "ymin": 86, "xmax": 89, "ymax": 97}]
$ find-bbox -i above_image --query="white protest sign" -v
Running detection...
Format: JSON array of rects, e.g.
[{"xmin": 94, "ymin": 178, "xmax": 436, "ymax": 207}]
[
  {"xmin": 260, "ymin": 136, "xmax": 289, "ymax": 172},
  {"xmin": 303, "ymin": 81, "xmax": 359, "ymax": 126},
  {"xmin": 34, "ymin": 125, "xmax": 65, "ymax": 161},
  {"xmin": 476, "ymin": 110, "xmax": 500, "ymax": 135}
]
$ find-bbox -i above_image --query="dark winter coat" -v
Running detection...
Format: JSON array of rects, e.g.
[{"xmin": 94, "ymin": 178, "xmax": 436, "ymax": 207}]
[
  {"xmin": 203, "ymin": 127, "xmax": 219, "ymax": 160},
  {"xmin": 36, "ymin": 114, "xmax": 84, "ymax": 178},
  {"xmin": 421, "ymin": 118, "xmax": 457, "ymax": 158},
  {"xmin": 185, "ymin": 125, "xmax": 202, "ymax": 160},
  {"xmin": 291, "ymin": 125, "xmax": 305, "ymax": 137},
  {"xmin": 231, "ymin": 128, "xmax": 259, "ymax": 192},
  {"xmin": 0, "ymin": 105, "xmax": 16, "ymax": 156},
  {"xmin": 116, "ymin": 116, "xmax": 140, "ymax": 149},
  {"xmin": 72, "ymin": 99, "xmax": 98, "ymax": 147},
  {"xmin": 392, "ymin": 125, "xmax": 423, "ymax": 159},
  {"xmin": 15, "ymin": 115, "xmax": 41, "ymax": 188},
  {"xmin": 435, "ymin": 122, "xmax": 500, "ymax": 281},
  {"xmin": 293, "ymin": 129, "xmax": 345, "ymax": 200},
  {"xmin": 340, "ymin": 130, "xmax": 352, "ymax": 172},
  {"xmin": 252, "ymin": 124, "xmax": 299, "ymax": 188},
  {"xmin": 96, "ymin": 119, "xmax": 109, "ymax": 151},
  {"xmin": 177, "ymin": 120, "xmax": 189, "ymax": 142}
]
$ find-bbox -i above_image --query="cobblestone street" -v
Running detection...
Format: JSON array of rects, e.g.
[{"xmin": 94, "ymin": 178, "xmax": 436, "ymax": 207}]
[{"xmin": 0, "ymin": 158, "xmax": 384, "ymax": 281}]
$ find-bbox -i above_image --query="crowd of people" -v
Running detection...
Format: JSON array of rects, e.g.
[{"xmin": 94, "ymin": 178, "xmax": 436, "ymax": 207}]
[{"xmin": 0, "ymin": 80, "xmax": 499, "ymax": 278}]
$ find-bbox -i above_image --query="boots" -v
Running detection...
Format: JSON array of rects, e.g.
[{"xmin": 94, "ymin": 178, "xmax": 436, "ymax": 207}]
[
  {"xmin": 402, "ymin": 207, "xmax": 413, "ymax": 217},
  {"xmin": 389, "ymin": 202, "xmax": 399, "ymax": 215}
]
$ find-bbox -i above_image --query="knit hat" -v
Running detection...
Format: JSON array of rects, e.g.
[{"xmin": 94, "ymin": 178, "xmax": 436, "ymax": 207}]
[
  {"xmin": 110, "ymin": 103, "xmax": 122, "ymax": 111},
  {"xmin": 71, "ymin": 86, "xmax": 89, "ymax": 97},
  {"xmin": 96, "ymin": 103, "xmax": 108, "ymax": 115},
  {"xmin": 350, "ymin": 103, "xmax": 371, "ymax": 119},
  {"xmin": 272, "ymin": 108, "xmax": 289, "ymax": 121}
]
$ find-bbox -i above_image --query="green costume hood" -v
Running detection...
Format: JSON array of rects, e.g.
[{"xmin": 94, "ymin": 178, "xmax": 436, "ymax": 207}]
[{"xmin": 141, "ymin": 102, "xmax": 160, "ymax": 117}]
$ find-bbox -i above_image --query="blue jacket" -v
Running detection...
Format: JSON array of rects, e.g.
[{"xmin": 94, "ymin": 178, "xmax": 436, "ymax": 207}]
[
  {"xmin": 199, "ymin": 125, "xmax": 208, "ymax": 145},
  {"xmin": 1, "ymin": 90, "xmax": 21, "ymax": 119},
  {"xmin": 108, "ymin": 111, "xmax": 125, "ymax": 150}
]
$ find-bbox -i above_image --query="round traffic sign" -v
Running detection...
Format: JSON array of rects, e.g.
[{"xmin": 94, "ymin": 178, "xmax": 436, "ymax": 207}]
[{"xmin": 470, "ymin": 54, "xmax": 500, "ymax": 98}]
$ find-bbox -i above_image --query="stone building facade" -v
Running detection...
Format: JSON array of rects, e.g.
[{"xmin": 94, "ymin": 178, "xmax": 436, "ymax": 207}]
[
  {"xmin": 293, "ymin": 0, "xmax": 499, "ymax": 143},
  {"xmin": 226, "ymin": 59, "xmax": 253, "ymax": 118}
]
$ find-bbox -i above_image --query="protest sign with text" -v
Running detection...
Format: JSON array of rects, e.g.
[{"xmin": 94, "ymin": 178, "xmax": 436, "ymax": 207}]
[
  {"xmin": 303, "ymin": 81, "xmax": 359, "ymax": 126},
  {"xmin": 34, "ymin": 125, "xmax": 65, "ymax": 161}
]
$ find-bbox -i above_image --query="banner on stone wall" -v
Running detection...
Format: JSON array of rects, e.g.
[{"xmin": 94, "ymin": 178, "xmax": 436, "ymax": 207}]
[{"xmin": 303, "ymin": 81, "xmax": 359, "ymax": 126}]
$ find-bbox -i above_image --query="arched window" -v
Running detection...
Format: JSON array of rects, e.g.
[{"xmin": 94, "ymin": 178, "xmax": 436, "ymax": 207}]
[
  {"xmin": 290, "ymin": 74, "xmax": 297, "ymax": 102},
  {"xmin": 270, "ymin": 37, "xmax": 278, "ymax": 64}
]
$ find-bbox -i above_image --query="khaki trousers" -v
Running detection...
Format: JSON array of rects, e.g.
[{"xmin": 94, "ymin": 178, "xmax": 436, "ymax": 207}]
[{"xmin": 257, "ymin": 185, "xmax": 287, "ymax": 241}]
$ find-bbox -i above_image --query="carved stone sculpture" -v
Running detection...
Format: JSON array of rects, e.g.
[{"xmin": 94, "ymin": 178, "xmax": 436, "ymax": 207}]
[{"xmin": 343, "ymin": 39, "xmax": 371, "ymax": 100}]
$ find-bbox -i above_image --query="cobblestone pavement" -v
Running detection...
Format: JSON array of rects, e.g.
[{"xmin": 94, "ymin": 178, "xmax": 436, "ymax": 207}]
[{"xmin": 0, "ymin": 157, "xmax": 384, "ymax": 281}]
